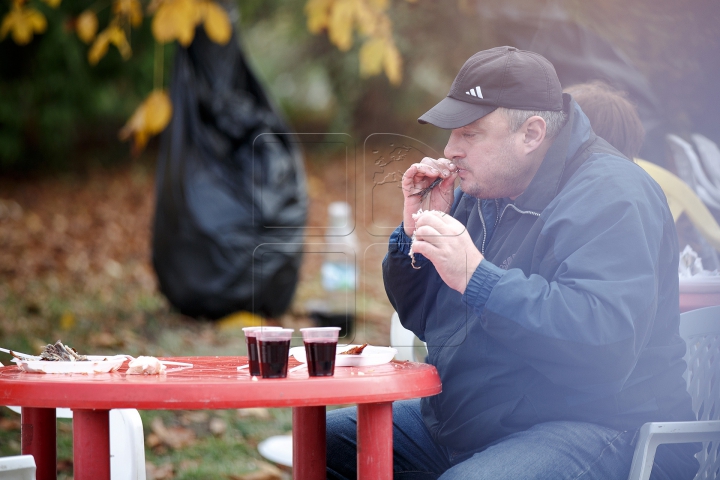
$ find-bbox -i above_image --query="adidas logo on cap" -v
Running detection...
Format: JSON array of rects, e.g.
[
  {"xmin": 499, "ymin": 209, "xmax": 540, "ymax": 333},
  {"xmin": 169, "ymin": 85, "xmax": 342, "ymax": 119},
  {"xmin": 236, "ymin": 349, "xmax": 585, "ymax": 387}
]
[{"xmin": 465, "ymin": 86, "xmax": 483, "ymax": 98}]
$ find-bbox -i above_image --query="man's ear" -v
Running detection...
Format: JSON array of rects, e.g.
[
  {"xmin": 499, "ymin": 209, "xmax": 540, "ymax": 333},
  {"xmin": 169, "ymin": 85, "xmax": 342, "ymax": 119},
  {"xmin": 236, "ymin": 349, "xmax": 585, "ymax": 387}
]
[{"xmin": 521, "ymin": 116, "xmax": 547, "ymax": 153}]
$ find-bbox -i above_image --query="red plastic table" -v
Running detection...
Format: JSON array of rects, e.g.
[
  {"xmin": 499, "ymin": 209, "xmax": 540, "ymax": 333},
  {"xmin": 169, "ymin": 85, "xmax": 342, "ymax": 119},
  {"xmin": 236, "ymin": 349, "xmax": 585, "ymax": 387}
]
[{"xmin": 0, "ymin": 356, "xmax": 441, "ymax": 480}]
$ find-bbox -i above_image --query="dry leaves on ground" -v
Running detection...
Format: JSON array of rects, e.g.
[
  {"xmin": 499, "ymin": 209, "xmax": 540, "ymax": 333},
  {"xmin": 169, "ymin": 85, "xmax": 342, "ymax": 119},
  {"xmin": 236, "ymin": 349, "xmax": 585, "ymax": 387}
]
[
  {"xmin": 148, "ymin": 416, "xmax": 196, "ymax": 450},
  {"xmin": 226, "ymin": 460, "xmax": 283, "ymax": 480}
]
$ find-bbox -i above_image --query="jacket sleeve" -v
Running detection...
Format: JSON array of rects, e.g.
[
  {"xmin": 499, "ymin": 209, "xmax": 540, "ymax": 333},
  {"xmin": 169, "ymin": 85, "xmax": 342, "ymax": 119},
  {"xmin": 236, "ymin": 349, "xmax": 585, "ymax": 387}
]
[
  {"xmin": 382, "ymin": 225, "xmax": 436, "ymax": 341},
  {"xmin": 462, "ymin": 167, "xmax": 675, "ymax": 394}
]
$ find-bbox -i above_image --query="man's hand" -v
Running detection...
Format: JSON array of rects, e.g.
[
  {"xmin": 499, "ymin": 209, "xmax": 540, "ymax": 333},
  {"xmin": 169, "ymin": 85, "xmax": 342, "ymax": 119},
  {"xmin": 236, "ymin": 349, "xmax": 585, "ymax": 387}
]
[
  {"xmin": 411, "ymin": 211, "xmax": 484, "ymax": 294},
  {"xmin": 402, "ymin": 157, "xmax": 457, "ymax": 236}
]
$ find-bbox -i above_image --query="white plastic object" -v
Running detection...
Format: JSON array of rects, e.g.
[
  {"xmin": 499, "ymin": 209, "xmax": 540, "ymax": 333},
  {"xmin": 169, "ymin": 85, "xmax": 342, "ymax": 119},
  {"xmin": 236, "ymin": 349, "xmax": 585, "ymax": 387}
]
[
  {"xmin": 322, "ymin": 202, "xmax": 359, "ymax": 292},
  {"xmin": 11, "ymin": 355, "xmax": 127, "ymax": 374},
  {"xmin": 390, "ymin": 312, "xmax": 428, "ymax": 363},
  {"xmin": 0, "ymin": 455, "xmax": 36, "ymax": 480},
  {"xmin": 258, "ymin": 434, "xmax": 293, "ymax": 467},
  {"xmin": 3, "ymin": 407, "xmax": 146, "ymax": 480},
  {"xmin": 289, "ymin": 345, "xmax": 396, "ymax": 367},
  {"xmin": 626, "ymin": 305, "xmax": 720, "ymax": 480}
]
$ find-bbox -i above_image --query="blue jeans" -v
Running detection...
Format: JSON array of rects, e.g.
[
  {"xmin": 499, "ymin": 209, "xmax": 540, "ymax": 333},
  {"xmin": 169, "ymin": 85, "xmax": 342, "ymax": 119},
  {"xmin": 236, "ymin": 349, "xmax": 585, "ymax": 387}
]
[{"xmin": 326, "ymin": 399, "xmax": 698, "ymax": 479}]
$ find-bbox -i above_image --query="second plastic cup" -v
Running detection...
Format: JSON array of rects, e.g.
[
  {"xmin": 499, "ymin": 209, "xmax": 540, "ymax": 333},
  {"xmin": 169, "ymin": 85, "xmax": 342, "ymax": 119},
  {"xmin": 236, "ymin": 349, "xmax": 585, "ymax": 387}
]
[
  {"xmin": 257, "ymin": 328, "xmax": 294, "ymax": 378},
  {"xmin": 300, "ymin": 327, "xmax": 340, "ymax": 377},
  {"xmin": 242, "ymin": 326, "xmax": 283, "ymax": 376}
]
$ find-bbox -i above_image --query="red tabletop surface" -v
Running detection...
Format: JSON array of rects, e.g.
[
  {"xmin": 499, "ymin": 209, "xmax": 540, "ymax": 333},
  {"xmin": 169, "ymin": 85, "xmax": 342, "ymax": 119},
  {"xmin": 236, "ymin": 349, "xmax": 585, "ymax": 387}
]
[{"xmin": 0, "ymin": 356, "xmax": 442, "ymax": 410}]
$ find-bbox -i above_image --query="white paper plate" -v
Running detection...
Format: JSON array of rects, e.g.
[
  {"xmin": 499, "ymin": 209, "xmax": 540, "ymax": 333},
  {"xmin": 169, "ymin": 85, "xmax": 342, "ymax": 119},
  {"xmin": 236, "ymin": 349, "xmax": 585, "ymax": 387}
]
[
  {"xmin": 290, "ymin": 345, "xmax": 397, "ymax": 367},
  {"xmin": 12, "ymin": 355, "xmax": 128, "ymax": 374}
]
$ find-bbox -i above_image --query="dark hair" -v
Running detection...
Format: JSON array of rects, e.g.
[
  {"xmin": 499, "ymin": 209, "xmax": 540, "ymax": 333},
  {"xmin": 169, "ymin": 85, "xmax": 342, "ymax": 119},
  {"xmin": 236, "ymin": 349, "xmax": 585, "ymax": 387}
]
[{"xmin": 564, "ymin": 81, "xmax": 645, "ymax": 159}]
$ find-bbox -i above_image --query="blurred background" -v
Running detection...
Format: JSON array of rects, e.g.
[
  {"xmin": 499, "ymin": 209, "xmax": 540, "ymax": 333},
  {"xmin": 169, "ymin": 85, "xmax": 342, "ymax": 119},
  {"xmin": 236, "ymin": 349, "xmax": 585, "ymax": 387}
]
[{"xmin": 2, "ymin": 0, "xmax": 720, "ymax": 478}]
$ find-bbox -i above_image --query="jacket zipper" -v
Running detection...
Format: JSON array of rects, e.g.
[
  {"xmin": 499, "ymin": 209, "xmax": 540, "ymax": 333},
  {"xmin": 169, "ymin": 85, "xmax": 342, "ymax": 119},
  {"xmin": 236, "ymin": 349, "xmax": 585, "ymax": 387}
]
[{"xmin": 476, "ymin": 199, "xmax": 541, "ymax": 254}]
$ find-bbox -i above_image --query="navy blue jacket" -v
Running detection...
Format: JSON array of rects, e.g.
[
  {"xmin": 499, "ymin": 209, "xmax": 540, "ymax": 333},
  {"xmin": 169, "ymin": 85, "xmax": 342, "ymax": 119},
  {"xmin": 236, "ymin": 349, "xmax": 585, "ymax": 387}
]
[{"xmin": 383, "ymin": 96, "xmax": 695, "ymax": 453}]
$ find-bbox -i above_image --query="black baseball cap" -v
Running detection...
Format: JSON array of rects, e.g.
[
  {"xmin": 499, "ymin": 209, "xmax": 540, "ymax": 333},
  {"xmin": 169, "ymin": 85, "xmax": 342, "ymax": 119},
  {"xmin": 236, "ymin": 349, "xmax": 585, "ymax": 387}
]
[{"xmin": 418, "ymin": 46, "xmax": 563, "ymax": 129}]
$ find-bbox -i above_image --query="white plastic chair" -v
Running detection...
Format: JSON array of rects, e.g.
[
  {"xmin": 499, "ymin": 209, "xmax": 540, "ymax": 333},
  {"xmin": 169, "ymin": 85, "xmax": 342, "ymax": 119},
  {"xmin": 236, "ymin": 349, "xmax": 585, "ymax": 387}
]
[
  {"xmin": 627, "ymin": 305, "xmax": 720, "ymax": 480},
  {"xmin": 4, "ymin": 407, "xmax": 146, "ymax": 480},
  {"xmin": 0, "ymin": 455, "xmax": 36, "ymax": 480},
  {"xmin": 390, "ymin": 311, "xmax": 427, "ymax": 363}
]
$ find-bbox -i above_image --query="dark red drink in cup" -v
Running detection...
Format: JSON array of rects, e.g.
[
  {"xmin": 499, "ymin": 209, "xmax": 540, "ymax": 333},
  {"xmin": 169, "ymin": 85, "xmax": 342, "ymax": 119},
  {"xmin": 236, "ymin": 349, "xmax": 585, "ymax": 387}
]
[
  {"xmin": 300, "ymin": 327, "xmax": 340, "ymax": 377},
  {"xmin": 242, "ymin": 326, "xmax": 282, "ymax": 376},
  {"xmin": 257, "ymin": 328, "xmax": 294, "ymax": 379}
]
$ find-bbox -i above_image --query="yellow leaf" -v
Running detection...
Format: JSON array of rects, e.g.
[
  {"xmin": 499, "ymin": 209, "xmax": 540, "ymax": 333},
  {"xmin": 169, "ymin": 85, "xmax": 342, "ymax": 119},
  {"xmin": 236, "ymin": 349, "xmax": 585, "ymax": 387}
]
[
  {"xmin": 76, "ymin": 10, "xmax": 98, "ymax": 44},
  {"xmin": 383, "ymin": 39, "xmax": 402, "ymax": 85},
  {"xmin": 359, "ymin": 37, "xmax": 385, "ymax": 77},
  {"xmin": 367, "ymin": 0, "xmax": 388, "ymax": 10},
  {"xmin": 143, "ymin": 89, "xmax": 173, "ymax": 134},
  {"xmin": 0, "ymin": 5, "xmax": 46, "ymax": 45},
  {"xmin": 328, "ymin": 0, "xmax": 356, "ymax": 51},
  {"xmin": 304, "ymin": 0, "xmax": 333, "ymax": 34},
  {"xmin": 202, "ymin": 1, "xmax": 231, "ymax": 45},
  {"xmin": 151, "ymin": 0, "xmax": 200, "ymax": 46},
  {"xmin": 353, "ymin": 1, "xmax": 376, "ymax": 36},
  {"xmin": 40, "ymin": 0, "xmax": 61, "ymax": 8},
  {"xmin": 108, "ymin": 25, "xmax": 132, "ymax": 59},
  {"xmin": 119, "ymin": 90, "xmax": 173, "ymax": 153},
  {"xmin": 87, "ymin": 28, "xmax": 110, "ymax": 64},
  {"xmin": 113, "ymin": 0, "xmax": 143, "ymax": 27},
  {"xmin": 60, "ymin": 311, "xmax": 76, "ymax": 330}
]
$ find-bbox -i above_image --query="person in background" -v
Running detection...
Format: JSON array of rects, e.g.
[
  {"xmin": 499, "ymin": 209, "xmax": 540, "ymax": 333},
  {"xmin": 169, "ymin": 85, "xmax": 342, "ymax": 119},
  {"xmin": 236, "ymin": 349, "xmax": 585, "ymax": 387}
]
[
  {"xmin": 563, "ymin": 81, "xmax": 645, "ymax": 159},
  {"xmin": 326, "ymin": 46, "xmax": 698, "ymax": 479}
]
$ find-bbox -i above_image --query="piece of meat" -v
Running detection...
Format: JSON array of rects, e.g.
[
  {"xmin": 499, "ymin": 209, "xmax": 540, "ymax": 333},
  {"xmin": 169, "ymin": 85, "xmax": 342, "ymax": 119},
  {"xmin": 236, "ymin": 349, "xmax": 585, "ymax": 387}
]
[
  {"xmin": 39, "ymin": 340, "xmax": 88, "ymax": 361},
  {"xmin": 339, "ymin": 343, "xmax": 368, "ymax": 355}
]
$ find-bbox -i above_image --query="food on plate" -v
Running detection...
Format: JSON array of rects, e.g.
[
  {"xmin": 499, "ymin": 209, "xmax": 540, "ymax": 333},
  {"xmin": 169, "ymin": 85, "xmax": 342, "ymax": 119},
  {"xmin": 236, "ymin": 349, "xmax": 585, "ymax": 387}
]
[
  {"xmin": 339, "ymin": 343, "xmax": 368, "ymax": 355},
  {"xmin": 39, "ymin": 340, "xmax": 88, "ymax": 361},
  {"xmin": 126, "ymin": 356, "xmax": 167, "ymax": 375}
]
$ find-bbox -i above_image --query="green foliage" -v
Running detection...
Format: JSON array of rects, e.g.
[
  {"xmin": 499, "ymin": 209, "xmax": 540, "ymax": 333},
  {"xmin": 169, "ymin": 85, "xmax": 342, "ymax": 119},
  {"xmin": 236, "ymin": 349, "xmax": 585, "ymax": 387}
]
[{"xmin": 0, "ymin": 0, "xmax": 162, "ymax": 171}]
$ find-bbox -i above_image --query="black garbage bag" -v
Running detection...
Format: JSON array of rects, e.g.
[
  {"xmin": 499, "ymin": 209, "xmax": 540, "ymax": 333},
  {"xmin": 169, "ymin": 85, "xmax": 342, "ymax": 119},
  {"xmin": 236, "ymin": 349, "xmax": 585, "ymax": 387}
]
[{"xmin": 152, "ymin": 26, "xmax": 307, "ymax": 320}]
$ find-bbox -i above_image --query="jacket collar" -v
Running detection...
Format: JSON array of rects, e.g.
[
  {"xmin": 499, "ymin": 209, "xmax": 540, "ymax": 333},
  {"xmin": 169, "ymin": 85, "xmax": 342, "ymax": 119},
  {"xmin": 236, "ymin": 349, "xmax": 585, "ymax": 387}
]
[{"xmin": 513, "ymin": 94, "xmax": 593, "ymax": 212}]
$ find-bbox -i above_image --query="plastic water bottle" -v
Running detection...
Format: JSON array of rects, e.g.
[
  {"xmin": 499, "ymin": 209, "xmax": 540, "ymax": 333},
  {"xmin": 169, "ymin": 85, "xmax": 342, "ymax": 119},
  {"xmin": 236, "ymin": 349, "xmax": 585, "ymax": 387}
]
[{"xmin": 321, "ymin": 202, "xmax": 358, "ymax": 292}]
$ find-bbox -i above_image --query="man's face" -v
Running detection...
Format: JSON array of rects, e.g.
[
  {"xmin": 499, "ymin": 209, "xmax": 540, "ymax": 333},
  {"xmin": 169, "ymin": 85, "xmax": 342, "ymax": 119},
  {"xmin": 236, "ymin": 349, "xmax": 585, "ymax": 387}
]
[{"xmin": 444, "ymin": 109, "xmax": 534, "ymax": 199}]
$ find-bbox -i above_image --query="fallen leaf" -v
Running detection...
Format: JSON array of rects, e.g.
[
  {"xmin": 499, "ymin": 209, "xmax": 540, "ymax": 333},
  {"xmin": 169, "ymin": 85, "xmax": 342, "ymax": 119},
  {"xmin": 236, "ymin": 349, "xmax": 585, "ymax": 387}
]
[
  {"xmin": 150, "ymin": 416, "xmax": 196, "ymax": 449},
  {"xmin": 226, "ymin": 461, "xmax": 283, "ymax": 480},
  {"xmin": 179, "ymin": 411, "xmax": 208, "ymax": 424},
  {"xmin": 146, "ymin": 462, "xmax": 174, "ymax": 480},
  {"xmin": 209, "ymin": 416, "xmax": 227, "ymax": 436},
  {"xmin": 0, "ymin": 417, "xmax": 21, "ymax": 431},
  {"xmin": 236, "ymin": 408, "xmax": 271, "ymax": 420}
]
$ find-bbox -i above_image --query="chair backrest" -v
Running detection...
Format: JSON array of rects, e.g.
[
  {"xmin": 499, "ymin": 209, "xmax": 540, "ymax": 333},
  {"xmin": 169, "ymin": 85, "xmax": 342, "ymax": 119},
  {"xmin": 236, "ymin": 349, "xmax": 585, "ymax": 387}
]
[
  {"xmin": 679, "ymin": 306, "xmax": 720, "ymax": 479},
  {"xmin": 635, "ymin": 159, "xmax": 720, "ymax": 252},
  {"xmin": 0, "ymin": 455, "xmax": 35, "ymax": 480}
]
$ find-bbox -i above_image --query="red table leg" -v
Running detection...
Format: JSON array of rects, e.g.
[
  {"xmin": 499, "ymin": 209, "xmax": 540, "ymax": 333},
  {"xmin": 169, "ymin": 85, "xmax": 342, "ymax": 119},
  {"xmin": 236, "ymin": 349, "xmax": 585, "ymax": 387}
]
[
  {"xmin": 357, "ymin": 402, "xmax": 393, "ymax": 480},
  {"xmin": 21, "ymin": 407, "xmax": 56, "ymax": 480},
  {"xmin": 72, "ymin": 409, "xmax": 110, "ymax": 480},
  {"xmin": 292, "ymin": 406, "xmax": 326, "ymax": 480}
]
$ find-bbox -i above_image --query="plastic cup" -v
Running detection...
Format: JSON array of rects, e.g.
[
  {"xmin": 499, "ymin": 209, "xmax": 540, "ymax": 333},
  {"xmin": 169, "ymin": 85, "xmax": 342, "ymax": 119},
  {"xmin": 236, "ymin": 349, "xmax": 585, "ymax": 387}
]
[
  {"xmin": 300, "ymin": 327, "xmax": 340, "ymax": 377},
  {"xmin": 242, "ymin": 326, "xmax": 283, "ymax": 377},
  {"xmin": 257, "ymin": 328, "xmax": 294, "ymax": 378}
]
